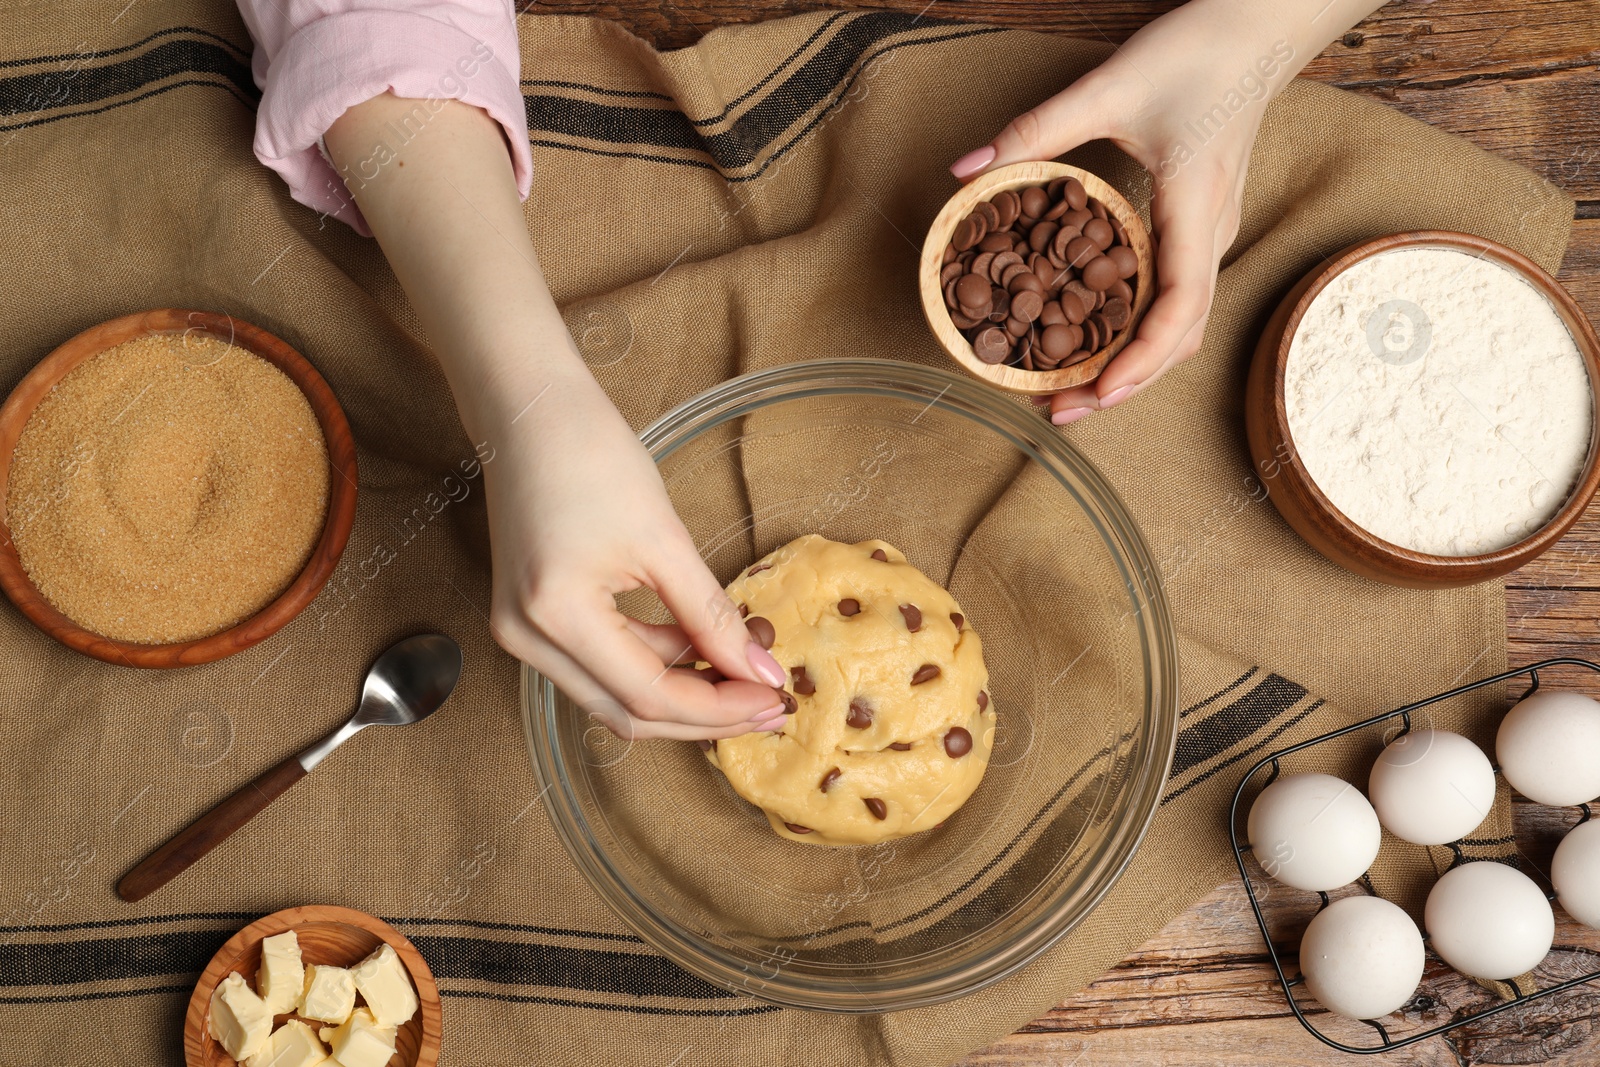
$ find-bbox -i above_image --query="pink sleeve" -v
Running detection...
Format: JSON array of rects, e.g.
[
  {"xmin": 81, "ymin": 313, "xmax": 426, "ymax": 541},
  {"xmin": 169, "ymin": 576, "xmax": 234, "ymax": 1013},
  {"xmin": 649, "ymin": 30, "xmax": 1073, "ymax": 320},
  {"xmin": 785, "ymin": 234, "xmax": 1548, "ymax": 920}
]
[{"xmin": 237, "ymin": 0, "xmax": 532, "ymax": 236}]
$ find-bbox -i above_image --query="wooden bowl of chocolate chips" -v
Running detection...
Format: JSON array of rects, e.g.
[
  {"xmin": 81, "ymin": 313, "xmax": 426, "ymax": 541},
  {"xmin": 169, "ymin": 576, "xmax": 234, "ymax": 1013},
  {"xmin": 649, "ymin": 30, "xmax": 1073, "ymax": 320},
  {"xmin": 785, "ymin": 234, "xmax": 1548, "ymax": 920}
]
[{"xmin": 921, "ymin": 162, "xmax": 1155, "ymax": 396}]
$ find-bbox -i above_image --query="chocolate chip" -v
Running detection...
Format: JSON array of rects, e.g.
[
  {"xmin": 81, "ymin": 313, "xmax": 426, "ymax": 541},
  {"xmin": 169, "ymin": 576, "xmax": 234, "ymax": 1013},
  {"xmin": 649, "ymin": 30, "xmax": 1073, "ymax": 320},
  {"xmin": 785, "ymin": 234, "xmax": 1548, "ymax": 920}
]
[
  {"xmin": 889, "ymin": 742, "xmax": 913, "ymax": 751},
  {"xmin": 977, "ymin": 690, "xmax": 990, "ymax": 711},
  {"xmin": 1004, "ymin": 316, "xmax": 1030, "ymax": 339},
  {"xmin": 1020, "ymin": 186, "xmax": 1049, "ymax": 219},
  {"xmin": 738, "ymin": 603, "xmax": 749, "ymax": 618},
  {"xmin": 1107, "ymin": 245, "xmax": 1138, "ymax": 279},
  {"xmin": 791, "ymin": 665, "xmax": 815, "ymax": 695},
  {"xmin": 1108, "ymin": 278, "xmax": 1133, "ymax": 303},
  {"xmin": 899, "ymin": 603, "xmax": 923, "ymax": 632},
  {"xmin": 973, "ymin": 326, "xmax": 1011, "ymax": 364},
  {"xmin": 974, "ymin": 200, "xmax": 1000, "ymax": 231},
  {"xmin": 989, "ymin": 251, "xmax": 1023, "ymax": 284},
  {"xmin": 1082, "ymin": 255, "xmax": 1118, "ymax": 292},
  {"xmin": 847, "ymin": 700, "xmax": 873, "ymax": 728},
  {"xmin": 864, "ymin": 798, "xmax": 888, "ymax": 820},
  {"xmin": 952, "ymin": 217, "xmax": 981, "ymax": 252},
  {"xmin": 1101, "ymin": 297, "xmax": 1132, "ymax": 331},
  {"xmin": 955, "ymin": 272, "xmax": 991, "ymax": 311},
  {"xmin": 1011, "ymin": 290, "xmax": 1044, "ymax": 323},
  {"xmin": 940, "ymin": 260, "xmax": 964, "ymax": 287},
  {"xmin": 1089, "ymin": 199, "xmax": 1108, "ymax": 220},
  {"xmin": 745, "ymin": 615, "xmax": 775, "ymax": 649},
  {"xmin": 1008, "ymin": 271, "xmax": 1044, "ymax": 296},
  {"xmin": 943, "ymin": 242, "xmax": 957, "ymax": 265},
  {"xmin": 1039, "ymin": 301, "xmax": 1067, "ymax": 328},
  {"xmin": 951, "ymin": 612, "xmax": 964, "ymax": 631},
  {"xmin": 1065, "ymin": 235, "xmax": 1098, "ymax": 268},
  {"xmin": 1028, "ymin": 220, "xmax": 1059, "ymax": 254},
  {"xmin": 944, "ymin": 727, "xmax": 973, "ymax": 758},
  {"xmin": 870, "ymin": 548, "xmax": 888, "ymax": 561},
  {"xmin": 696, "ymin": 739, "xmax": 714, "ymax": 753},
  {"xmin": 820, "ymin": 767, "xmax": 840, "ymax": 793},
  {"xmin": 1040, "ymin": 323, "xmax": 1078, "ymax": 363},
  {"xmin": 994, "ymin": 189, "xmax": 1021, "ymax": 229},
  {"xmin": 778, "ymin": 690, "xmax": 797, "ymax": 715},
  {"xmin": 977, "ymin": 231, "xmax": 1012, "ymax": 254},
  {"xmin": 1083, "ymin": 217, "xmax": 1114, "ymax": 251},
  {"xmin": 911, "ymin": 663, "xmax": 941, "ymax": 685},
  {"xmin": 1059, "ymin": 290, "xmax": 1088, "ymax": 325},
  {"xmin": 970, "ymin": 252, "xmax": 996, "ymax": 282},
  {"xmin": 838, "ymin": 598, "xmax": 861, "ymax": 616},
  {"xmin": 1062, "ymin": 177, "xmax": 1088, "ymax": 210},
  {"xmin": 747, "ymin": 563, "xmax": 771, "ymax": 576},
  {"xmin": 785, "ymin": 822, "xmax": 813, "ymax": 834}
]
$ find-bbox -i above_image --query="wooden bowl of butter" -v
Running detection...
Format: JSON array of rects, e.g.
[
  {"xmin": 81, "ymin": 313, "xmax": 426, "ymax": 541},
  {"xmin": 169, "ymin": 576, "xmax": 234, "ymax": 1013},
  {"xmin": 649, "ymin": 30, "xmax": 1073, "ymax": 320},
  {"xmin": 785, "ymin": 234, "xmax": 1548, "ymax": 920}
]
[
  {"xmin": 1246, "ymin": 231, "xmax": 1600, "ymax": 588},
  {"xmin": 185, "ymin": 904, "xmax": 440, "ymax": 1067}
]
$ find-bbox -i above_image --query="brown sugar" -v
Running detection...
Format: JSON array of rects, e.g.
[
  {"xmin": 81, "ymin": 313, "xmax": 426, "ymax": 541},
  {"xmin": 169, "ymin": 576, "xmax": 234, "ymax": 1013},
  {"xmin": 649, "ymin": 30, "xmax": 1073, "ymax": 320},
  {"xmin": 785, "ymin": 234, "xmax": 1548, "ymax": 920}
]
[{"xmin": 7, "ymin": 332, "xmax": 330, "ymax": 644}]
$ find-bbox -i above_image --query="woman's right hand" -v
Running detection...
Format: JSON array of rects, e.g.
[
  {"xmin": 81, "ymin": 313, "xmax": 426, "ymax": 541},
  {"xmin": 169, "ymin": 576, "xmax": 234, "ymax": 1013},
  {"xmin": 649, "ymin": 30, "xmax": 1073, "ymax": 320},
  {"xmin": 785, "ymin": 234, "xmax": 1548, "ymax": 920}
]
[{"xmin": 479, "ymin": 367, "xmax": 791, "ymax": 740}]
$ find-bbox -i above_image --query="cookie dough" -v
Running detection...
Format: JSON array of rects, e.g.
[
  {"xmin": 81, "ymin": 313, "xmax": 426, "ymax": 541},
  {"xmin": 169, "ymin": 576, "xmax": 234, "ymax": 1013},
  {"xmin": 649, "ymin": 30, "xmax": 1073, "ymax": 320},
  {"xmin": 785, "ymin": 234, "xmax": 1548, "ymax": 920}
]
[{"xmin": 702, "ymin": 534, "xmax": 995, "ymax": 846}]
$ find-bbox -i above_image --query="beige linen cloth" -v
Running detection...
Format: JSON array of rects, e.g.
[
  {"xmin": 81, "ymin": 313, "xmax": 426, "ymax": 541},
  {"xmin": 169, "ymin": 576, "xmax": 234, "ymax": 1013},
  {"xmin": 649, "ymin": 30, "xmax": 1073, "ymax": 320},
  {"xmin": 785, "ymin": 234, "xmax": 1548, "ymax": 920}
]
[{"xmin": 0, "ymin": 4, "xmax": 1575, "ymax": 1065}]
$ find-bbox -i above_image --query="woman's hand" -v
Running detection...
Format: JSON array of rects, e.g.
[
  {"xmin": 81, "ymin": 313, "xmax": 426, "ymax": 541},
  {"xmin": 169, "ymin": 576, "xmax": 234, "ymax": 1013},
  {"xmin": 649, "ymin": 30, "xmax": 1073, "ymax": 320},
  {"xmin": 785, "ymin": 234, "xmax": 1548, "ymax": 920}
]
[
  {"xmin": 478, "ymin": 370, "xmax": 791, "ymax": 740},
  {"xmin": 950, "ymin": 0, "xmax": 1384, "ymax": 425},
  {"xmin": 326, "ymin": 94, "xmax": 787, "ymax": 740}
]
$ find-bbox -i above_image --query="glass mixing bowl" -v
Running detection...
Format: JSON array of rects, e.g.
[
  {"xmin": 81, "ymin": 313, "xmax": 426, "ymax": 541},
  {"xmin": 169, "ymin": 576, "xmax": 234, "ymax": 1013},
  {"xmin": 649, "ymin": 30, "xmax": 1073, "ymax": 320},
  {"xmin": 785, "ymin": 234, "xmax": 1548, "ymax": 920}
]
[{"xmin": 522, "ymin": 359, "xmax": 1177, "ymax": 1011}]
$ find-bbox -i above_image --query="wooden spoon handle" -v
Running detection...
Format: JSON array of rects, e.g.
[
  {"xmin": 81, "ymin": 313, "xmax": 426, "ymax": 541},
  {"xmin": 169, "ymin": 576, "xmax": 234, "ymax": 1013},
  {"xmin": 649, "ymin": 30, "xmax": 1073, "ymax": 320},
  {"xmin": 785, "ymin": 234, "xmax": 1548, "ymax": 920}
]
[{"xmin": 116, "ymin": 755, "xmax": 307, "ymax": 902}]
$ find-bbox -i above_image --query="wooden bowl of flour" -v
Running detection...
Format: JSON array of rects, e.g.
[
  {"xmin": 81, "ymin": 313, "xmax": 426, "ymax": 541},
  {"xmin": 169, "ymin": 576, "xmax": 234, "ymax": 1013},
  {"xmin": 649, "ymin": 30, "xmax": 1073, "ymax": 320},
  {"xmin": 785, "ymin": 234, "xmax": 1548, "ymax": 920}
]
[{"xmin": 1245, "ymin": 231, "xmax": 1600, "ymax": 588}]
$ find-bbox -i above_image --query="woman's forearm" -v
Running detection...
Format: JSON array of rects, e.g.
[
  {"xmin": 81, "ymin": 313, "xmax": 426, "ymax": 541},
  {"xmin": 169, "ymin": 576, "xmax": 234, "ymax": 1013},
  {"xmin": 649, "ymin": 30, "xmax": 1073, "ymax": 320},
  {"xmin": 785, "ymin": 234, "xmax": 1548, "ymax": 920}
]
[{"xmin": 322, "ymin": 93, "xmax": 593, "ymax": 443}]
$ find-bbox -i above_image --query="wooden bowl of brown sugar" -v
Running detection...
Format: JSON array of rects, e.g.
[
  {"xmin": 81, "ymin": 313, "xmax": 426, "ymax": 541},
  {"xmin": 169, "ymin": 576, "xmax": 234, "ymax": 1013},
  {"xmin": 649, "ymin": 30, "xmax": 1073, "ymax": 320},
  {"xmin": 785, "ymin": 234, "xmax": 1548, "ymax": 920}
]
[
  {"xmin": 0, "ymin": 309, "xmax": 358, "ymax": 667},
  {"xmin": 920, "ymin": 161, "xmax": 1156, "ymax": 396}
]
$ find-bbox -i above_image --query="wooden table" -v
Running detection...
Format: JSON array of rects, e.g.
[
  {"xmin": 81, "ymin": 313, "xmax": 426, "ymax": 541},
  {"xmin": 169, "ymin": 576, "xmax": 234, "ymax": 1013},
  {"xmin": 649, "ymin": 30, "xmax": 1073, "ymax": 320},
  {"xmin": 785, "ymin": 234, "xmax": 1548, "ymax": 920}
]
[{"xmin": 533, "ymin": 1, "xmax": 1600, "ymax": 1060}]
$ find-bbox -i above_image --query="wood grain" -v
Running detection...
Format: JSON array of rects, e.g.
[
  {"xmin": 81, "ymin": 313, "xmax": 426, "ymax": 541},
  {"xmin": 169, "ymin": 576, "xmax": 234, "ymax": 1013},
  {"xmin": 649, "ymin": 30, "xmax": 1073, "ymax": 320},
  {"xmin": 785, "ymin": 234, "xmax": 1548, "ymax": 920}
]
[
  {"xmin": 184, "ymin": 904, "xmax": 441, "ymax": 1067},
  {"xmin": 116, "ymin": 755, "xmax": 309, "ymax": 903},
  {"xmin": 1245, "ymin": 230, "xmax": 1600, "ymax": 588},
  {"xmin": 920, "ymin": 162, "xmax": 1154, "ymax": 394},
  {"xmin": 0, "ymin": 309, "xmax": 359, "ymax": 668}
]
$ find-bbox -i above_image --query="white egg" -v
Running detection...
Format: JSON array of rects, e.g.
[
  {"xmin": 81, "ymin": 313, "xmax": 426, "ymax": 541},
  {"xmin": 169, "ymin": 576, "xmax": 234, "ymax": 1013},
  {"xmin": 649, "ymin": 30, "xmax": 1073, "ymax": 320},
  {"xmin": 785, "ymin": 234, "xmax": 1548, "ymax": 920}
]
[
  {"xmin": 1368, "ymin": 729, "xmax": 1495, "ymax": 845},
  {"xmin": 1496, "ymin": 690, "xmax": 1600, "ymax": 806},
  {"xmin": 1424, "ymin": 861, "xmax": 1554, "ymax": 980},
  {"xmin": 1299, "ymin": 896, "xmax": 1425, "ymax": 1020},
  {"xmin": 1552, "ymin": 819, "xmax": 1600, "ymax": 929},
  {"xmin": 1247, "ymin": 773, "xmax": 1381, "ymax": 891}
]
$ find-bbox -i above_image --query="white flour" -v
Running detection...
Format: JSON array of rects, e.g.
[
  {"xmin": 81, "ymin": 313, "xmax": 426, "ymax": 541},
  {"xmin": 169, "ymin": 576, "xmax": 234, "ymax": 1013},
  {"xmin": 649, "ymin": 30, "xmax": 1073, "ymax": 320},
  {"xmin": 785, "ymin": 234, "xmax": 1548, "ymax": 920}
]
[{"xmin": 1284, "ymin": 248, "xmax": 1593, "ymax": 556}]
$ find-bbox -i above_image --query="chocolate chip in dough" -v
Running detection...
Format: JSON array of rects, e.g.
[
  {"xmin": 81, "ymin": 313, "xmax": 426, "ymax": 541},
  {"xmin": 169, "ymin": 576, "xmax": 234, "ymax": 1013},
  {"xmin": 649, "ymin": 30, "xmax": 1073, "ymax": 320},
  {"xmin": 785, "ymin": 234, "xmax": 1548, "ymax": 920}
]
[
  {"xmin": 889, "ymin": 742, "xmax": 912, "ymax": 751},
  {"xmin": 791, "ymin": 665, "xmax": 815, "ymax": 695},
  {"xmin": 738, "ymin": 603, "xmax": 749, "ymax": 618},
  {"xmin": 944, "ymin": 727, "xmax": 973, "ymax": 758},
  {"xmin": 696, "ymin": 739, "xmax": 715, "ymax": 753},
  {"xmin": 870, "ymin": 548, "xmax": 888, "ymax": 561},
  {"xmin": 838, "ymin": 598, "xmax": 861, "ymax": 616},
  {"xmin": 785, "ymin": 822, "xmax": 814, "ymax": 834},
  {"xmin": 864, "ymin": 798, "xmax": 888, "ymax": 820},
  {"xmin": 778, "ymin": 690, "xmax": 798, "ymax": 715},
  {"xmin": 819, "ymin": 767, "xmax": 841, "ymax": 793},
  {"xmin": 951, "ymin": 612, "xmax": 964, "ymax": 631},
  {"xmin": 745, "ymin": 615, "xmax": 775, "ymax": 649},
  {"xmin": 911, "ymin": 663, "xmax": 941, "ymax": 685},
  {"xmin": 977, "ymin": 690, "xmax": 990, "ymax": 711},
  {"xmin": 899, "ymin": 604, "xmax": 923, "ymax": 632},
  {"xmin": 847, "ymin": 700, "xmax": 874, "ymax": 728}
]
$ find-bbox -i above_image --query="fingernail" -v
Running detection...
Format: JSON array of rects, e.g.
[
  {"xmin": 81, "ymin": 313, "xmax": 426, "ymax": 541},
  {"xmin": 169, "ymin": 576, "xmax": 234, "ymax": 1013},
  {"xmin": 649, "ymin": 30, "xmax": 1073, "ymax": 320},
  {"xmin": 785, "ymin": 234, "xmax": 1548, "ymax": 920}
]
[
  {"xmin": 950, "ymin": 145, "xmax": 997, "ymax": 179},
  {"xmin": 1099, "ymin": 385, "xmax": 1133, "ymax": 408},
  {"xmin": 746, "ymin": 642, "xmax": 786, "ymax": 687},
  {"xmin": 1051, "ymin": 406, "xmax": 1093, "ymax": 426},
  {"xmin": 750, "ymin": 702, "xmax": 787, "ymax": 723},
  {"xmin": 756, "ymin": 716, "xmax": 787, "ymax": 732}
]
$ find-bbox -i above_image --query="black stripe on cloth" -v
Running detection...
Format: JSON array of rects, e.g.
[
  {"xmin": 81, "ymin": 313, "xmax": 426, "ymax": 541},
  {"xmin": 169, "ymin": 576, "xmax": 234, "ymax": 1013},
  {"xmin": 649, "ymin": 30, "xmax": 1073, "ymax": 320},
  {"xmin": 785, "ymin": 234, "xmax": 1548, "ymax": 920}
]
[
  {"xmin": 444, "ymin": 987, "xmax": 780, "ymax": 1017},
  {"xmin": 0, "ymin": 25, "xmax": 246, "ymax": 72},
  {"xmin": 0, "ymin": 984, "xmax": 191, "ymax": 1005},
  {"xmin": 1180, "ymin": 667, "xmax": 1259, "ymax": 719},
  {"xmin": 523, "ymin": 18, "xmax": 1006, "ymax": 180},
  {"xmin": 1168, "ymin": 672, "xmax": 1309, "ymax": 779},
  {"xmin": 0, "ymin": 911, "xmax": 259, "ymax": 935},
  {"xmin": 0, "ymin": 37, "xmax": 257, "ymax": 126},
  {"xmin": 1164, "ymin": 699, "xmax": 1323, "ymax": 804},
  {"xmin": 411, "ymin": 935, "xmax": 735, "ymax": 999}
]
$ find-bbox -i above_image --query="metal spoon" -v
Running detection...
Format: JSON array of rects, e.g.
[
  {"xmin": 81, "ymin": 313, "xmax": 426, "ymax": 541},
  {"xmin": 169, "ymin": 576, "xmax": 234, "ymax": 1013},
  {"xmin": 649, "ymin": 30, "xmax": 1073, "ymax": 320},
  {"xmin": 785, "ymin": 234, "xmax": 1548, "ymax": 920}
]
[{"xmin": 117, "ymin": 633, "xmax": 463, "ymax": 902}]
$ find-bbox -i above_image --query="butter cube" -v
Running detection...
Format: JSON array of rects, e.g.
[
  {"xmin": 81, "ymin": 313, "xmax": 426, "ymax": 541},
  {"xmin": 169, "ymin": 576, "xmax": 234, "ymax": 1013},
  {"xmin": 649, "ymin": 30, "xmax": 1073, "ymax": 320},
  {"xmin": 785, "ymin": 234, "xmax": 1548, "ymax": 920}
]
[
  {"xmin": 257, "ymin": 931, "xmax": 305, "ymax": 1015},
  {"xmin": 350, "ymin": 944, "xmax": 418, "ymax": 1028},
  {"xmin": 244, "ymin": 1019, "xmax": 328, "ymax": 1067},
  {"xmin": 299, "ymin": 964, "xmax": 357, "ymax": 1024},
  {"xmin": 318, "ymin": 1007, "xmax": 396, "ymax": 1067},
  {"xmin": 208, "ymin": 972, "xmax": 273, "ymax": 1061}
]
